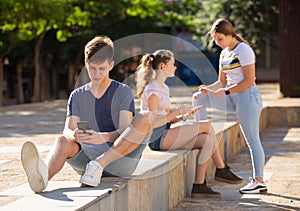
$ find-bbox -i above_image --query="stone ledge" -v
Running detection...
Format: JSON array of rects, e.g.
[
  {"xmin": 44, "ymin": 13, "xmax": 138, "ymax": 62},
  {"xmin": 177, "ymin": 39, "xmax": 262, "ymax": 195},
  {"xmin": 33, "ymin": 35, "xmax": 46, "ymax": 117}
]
[
  {"xmin": 0, "ymin": 149, "xmax": 195, "ymax": 211},
  {"xmin": 0, "ymin": 127, "xmax": 244, "ymax": 211},
  {"xmin": 2, "ymin": 106, "xmax": 300, "ymax": 210}
]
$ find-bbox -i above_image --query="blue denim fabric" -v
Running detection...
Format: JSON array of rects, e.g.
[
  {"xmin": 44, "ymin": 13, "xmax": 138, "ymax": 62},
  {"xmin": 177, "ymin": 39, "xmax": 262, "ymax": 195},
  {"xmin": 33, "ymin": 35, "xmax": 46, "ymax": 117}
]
[
  {"xmin": 67, "ymin": 141, "xmax": 147, "ymax": 177},
  {"xmin": 192, "ymin": 84, "xmax": 265, "ymax": 178},
  {"xmin": 148, "ymin": 123, "xmax": 171, "ymax": 150}
]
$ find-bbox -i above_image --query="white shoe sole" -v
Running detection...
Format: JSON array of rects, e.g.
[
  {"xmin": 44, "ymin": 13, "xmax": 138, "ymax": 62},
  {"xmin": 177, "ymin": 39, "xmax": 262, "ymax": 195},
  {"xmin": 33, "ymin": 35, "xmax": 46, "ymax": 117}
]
[
  {"xmin": 21, "ymin": 141, "xmax": 48, "ymax": 192},
  {"xmin": 79, "ymin": 176, "xmax": 99, "ymax": 187},
  {"xmin": 239, "ymin": 187, "xmax": 267, "ymax": 194}
]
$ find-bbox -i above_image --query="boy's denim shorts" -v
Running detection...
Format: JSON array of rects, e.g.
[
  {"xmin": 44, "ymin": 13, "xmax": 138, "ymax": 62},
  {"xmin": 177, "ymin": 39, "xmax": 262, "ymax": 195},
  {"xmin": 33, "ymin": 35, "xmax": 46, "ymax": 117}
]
[{"xmin": 67, "ymin": 139, "xmax": 147, "ymax": 177}]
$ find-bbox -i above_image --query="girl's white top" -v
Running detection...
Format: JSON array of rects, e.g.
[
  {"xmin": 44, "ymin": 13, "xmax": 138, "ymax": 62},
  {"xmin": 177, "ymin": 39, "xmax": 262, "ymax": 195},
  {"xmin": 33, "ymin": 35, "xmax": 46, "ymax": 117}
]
[
  {"xmin": 219, "ymin": 42, "xmax": 255, "ymax": 85},
  {"xmin": 140, "ymin": 80, "xmax": 170, "ymax": 116}
]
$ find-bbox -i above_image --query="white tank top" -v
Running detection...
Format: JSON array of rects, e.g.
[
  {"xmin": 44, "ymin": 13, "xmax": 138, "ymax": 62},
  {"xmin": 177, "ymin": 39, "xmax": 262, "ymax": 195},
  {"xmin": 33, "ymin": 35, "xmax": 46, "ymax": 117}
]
[{"xmin": 140, "ymin": 80, "xmax": 170, "ymax": 116}]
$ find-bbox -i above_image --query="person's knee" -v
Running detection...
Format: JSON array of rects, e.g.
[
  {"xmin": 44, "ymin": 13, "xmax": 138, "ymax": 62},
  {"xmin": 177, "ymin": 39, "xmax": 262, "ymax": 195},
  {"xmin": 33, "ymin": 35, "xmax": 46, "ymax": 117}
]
[
  {"xmin": 56, "ymin": 135, "xmax": 68, "ymax": 144},
  {"xmin": 192, "ymin": 92, "xmax": 199, "ymax": 99},
  {"xmin": 55, "ymin": 135, "xmax": 80, "ymax": 157},
  {"xmin": 192, "ymin": 92, "xmax": 201, "ymax": 104},
  {"xmin": 133, "ymin": 111, "xmax": 153, "ymax": 132},
  {"xmin": 206, "ymin": 121, "xmax": 213, "ymax": 130},
  {"xmin": 55, "ymin": 135, "xmax": 77, "ymax": 151},
  {"xmin": 196, "ymin": 121, "xmax": 211, "ymax": 133}
]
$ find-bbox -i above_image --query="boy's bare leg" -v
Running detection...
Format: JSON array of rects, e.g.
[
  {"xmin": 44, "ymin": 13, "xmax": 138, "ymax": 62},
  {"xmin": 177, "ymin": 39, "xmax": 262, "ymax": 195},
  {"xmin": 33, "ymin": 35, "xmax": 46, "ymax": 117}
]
[
  {"xmin": 95, "ymin": 111, "xmax": 153, "ymax": 168},
  {"xmin": 21, "ymin": 136, "xmax": 80, "ymax": 193},
  {"xmin": 45, "ymin": 136, "xmax": 81, "ymax": 180}
]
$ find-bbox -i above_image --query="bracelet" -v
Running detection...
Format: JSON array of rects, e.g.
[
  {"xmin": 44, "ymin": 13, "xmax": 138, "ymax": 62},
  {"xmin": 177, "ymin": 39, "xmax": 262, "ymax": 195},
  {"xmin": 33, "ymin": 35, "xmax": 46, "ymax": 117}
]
[{"xmin": 225, "ymin": 89, "xmax": 230, "ymax": 95}]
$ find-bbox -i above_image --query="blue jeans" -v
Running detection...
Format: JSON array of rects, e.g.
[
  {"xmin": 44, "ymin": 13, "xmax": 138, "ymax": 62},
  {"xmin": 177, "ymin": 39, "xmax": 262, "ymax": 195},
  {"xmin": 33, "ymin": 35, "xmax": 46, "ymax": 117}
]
[{"xmin": 192, "ymin": 84, "xmax": 265, "ymax": 178}]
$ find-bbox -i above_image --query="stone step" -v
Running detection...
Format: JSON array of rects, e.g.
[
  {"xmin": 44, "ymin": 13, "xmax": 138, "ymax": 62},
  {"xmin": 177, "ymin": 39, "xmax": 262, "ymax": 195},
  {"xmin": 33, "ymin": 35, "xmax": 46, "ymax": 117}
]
[{"xmin": 0, "ymin": 121, "xmax": 245, "ymax": 211}]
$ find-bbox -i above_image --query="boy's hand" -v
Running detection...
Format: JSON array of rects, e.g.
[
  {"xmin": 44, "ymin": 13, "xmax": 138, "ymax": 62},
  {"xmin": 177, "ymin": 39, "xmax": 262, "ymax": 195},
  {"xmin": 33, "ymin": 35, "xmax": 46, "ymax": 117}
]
[{"xmin": 75, "ymin": 129, "xmax": 108, "ymax": 145}]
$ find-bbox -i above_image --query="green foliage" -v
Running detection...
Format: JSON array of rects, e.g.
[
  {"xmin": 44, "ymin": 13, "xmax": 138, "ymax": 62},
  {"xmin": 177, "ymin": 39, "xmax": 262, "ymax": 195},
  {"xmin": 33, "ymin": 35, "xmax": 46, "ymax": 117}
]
[
  {"xmin": 0, "ymin": 0, "xmax": 279, "ymax": 56},
  {"xmin": 194, "ymin": 0, "xmax": 279, "ymax": 54},
  {"xmin": 160, "ymin": 0, "xmax": 202, "ymax": 27},
  {"xmin": 0, "ymin": 0, "xmax": 89, "ymax": 43},
  {"xmin": 125, "ymin": 0, "xmax": 202, "ymax": 32},
  {"xmin": 125, "ymin": 0, "xmax": 163, "ymax": 18}
]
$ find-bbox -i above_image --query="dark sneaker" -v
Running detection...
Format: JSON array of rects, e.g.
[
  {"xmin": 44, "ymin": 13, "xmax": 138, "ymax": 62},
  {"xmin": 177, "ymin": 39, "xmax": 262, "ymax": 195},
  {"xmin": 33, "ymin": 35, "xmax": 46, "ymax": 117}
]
[
  {"xmin": 215, "ymin": 163, "xmax": 243, "ymax": 184},
  {"xmin": 239, "ymin": 177, "xmax": 267, "ymax": 194},
  {"xmin": 191, "ymin": 183, "xmax": 220, "ymax": 198}
]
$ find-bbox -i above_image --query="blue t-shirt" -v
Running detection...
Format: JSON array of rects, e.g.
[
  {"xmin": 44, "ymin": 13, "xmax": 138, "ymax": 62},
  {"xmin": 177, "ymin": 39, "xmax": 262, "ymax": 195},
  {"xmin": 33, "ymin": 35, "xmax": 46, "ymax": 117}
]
[{"xmin": 67, "ymin": 80, "xmax": 135, "ymax": 132}]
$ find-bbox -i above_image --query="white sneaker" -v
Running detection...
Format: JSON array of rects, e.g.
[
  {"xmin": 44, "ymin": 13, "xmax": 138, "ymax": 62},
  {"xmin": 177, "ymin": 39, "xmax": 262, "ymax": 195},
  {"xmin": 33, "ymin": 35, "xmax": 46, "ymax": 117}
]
[
  {"xmin": 239, "ymin": 177, "xmax": 267, "ymax": 194},
  {"xmin": 79, "ymin": 160, "xmax": 103, "ymax": 187},
  {"xmin": 21, "ymin": 141, "xmax": 48, "ymax": 193}
]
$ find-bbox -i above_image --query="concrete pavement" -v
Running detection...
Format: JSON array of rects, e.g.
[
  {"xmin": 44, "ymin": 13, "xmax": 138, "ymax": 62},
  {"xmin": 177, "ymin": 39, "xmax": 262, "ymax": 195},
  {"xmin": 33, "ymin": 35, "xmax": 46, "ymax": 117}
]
[
  {"xmin": 173, "ymin": 127, "xmax": 300, "ymax": 210},
  {"xmin": 0, "ymin": 83, "xmax": 300, "ymax": 210}
]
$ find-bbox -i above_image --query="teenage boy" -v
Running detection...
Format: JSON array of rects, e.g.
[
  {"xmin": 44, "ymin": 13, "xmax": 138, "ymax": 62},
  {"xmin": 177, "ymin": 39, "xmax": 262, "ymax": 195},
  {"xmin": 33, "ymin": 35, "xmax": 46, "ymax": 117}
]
[{"xmin": 21, "ymin": 36, "xmax": 153, "ymax": 192}]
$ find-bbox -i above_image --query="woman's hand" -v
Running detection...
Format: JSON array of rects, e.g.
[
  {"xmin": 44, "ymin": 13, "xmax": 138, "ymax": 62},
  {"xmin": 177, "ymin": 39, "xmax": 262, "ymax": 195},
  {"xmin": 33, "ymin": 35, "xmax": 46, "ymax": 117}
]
[
  {"xmin": 177, "ymin": 104, "xmax": 194, "ymax": 115},
  {"xmin": 198, "ymin": 85, "xmax": 209, "ymax": 95},
  {"xmin": 74, "ymin": 129, "xmax": 107, "ymax": 145},
  {"xmin": 198, "ymin": 85, "xmax": 217, "ymax": 95},
  {"xmin": 177, "ymin": 105, "xmax": 202, "ymax": 121},
  {"xmin": 213, "ymin": 88, "xmax": 226, "ymax": 98}
]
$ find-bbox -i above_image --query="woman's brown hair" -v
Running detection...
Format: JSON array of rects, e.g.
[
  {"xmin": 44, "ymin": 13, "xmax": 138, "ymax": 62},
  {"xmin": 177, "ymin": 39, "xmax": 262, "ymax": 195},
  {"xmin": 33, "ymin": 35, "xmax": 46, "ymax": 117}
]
[{"xmin": 209, "ymin": 19, "xmax": 249, "ymax": 45}]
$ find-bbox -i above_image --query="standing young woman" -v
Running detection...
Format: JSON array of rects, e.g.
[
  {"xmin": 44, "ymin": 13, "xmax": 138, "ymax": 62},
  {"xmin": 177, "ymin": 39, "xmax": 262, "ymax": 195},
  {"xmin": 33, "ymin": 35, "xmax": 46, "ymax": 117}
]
[
  {"xmin": 136, "ymin": 49, "xmax": 242, "ymax": 198},
  {"xmin": 193, "ymin": 19, "xmax": 267, "ymax": 194}
]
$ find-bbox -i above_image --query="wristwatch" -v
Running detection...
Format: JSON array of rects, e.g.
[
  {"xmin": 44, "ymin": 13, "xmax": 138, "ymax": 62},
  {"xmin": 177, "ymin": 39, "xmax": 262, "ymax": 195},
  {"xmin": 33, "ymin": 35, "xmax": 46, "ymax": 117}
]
[{"xmin": 225, "ymin": 89, "xmax": 230, "ymax": 95}]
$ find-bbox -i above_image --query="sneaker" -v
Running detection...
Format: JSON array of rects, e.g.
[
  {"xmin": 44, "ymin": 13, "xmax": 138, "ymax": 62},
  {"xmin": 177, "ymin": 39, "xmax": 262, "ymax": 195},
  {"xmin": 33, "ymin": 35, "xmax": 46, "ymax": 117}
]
[
  {"xmin": 215, "ymin": 163, "xmax": 243, "ymax": 184},
  {"xmin": 191, "ymin": 183, "xmax": 221, "ymax": 198},
  {"xmin": 239, "ymin": 177, "xmax": 267, "ymax": 194},
  {"xmin": 21, "ymin": 141, "xmax": 48, "ymax": 193},
  {"xmin": 79, "ymin": 160, "xmax": 103, "ymax": 187}
]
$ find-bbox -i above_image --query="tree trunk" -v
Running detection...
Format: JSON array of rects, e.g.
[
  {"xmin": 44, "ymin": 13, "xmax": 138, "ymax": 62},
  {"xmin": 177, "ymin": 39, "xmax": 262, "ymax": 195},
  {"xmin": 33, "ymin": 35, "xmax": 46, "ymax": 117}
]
[
  {"xmin": 16, "ymin": 63, "xmax": 24, "ymax": 103},
  {"xmin": 41, "ymin": 66, "xmax": 46, "ymax": 101},
  {"xmin": 33, "ymin": 32, "xmax": 46, "ymax": 102},
  {"xmin": 279, "ymin": 0, "xmax": 300, "ymax": 97},
  {"xmin": 0, "ymin": 46, "xmax": 13, "ymax": 107},
  {"xmin": 68, "ymin": 63, "xmax": 75, "ymax": 94},
  {"xmin": 0, "ymin": 59, "xmax": 3, "ymax": 107}
]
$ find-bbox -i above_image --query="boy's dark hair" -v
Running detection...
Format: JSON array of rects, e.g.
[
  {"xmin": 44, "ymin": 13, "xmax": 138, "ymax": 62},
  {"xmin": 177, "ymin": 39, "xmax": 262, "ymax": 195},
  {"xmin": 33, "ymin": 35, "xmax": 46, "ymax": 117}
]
[{"xmin": 84, "ymin": 36, "xmax": 114, "ymax": 64}]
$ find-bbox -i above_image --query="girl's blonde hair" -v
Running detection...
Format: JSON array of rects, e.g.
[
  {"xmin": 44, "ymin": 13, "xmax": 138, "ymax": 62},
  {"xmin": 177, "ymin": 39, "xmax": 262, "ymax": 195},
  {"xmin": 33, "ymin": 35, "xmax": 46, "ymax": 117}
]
[
  {"xmin": 209, "ymin": 19, "xmax": 249, "ymax": 45},
  {"xmin": 136, "ymin": 49, "xmax": 174, "ymax": 99}
]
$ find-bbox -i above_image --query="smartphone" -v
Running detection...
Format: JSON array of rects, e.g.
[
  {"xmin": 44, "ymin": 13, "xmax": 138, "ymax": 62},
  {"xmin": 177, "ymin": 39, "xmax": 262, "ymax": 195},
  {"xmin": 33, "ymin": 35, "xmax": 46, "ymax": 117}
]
[
  {"xmin": 191, "ymin": 105, "xmax": 203, "ymax": 112},
  {"xmin": 77, "ymin": 121, "xmax": 90, "ymax": 133}
]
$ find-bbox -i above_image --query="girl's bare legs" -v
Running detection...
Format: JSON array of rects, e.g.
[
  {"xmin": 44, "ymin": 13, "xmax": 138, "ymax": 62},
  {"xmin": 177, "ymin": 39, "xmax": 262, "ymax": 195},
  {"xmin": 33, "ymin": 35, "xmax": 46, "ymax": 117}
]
[
  {"xmin": 160, "ymin": 121, "xmax": 224, "ymax": 184},
  {"xmin": 193, "ymin": 134, "xmax": 213, "ymax": 184},
  {"xmin": 205, "ymin": 126, "xmax": 225, "ymax": 169},
  {"xmin": 161, "ymin": 121, "xmax": 213, "ymax": 150}
]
